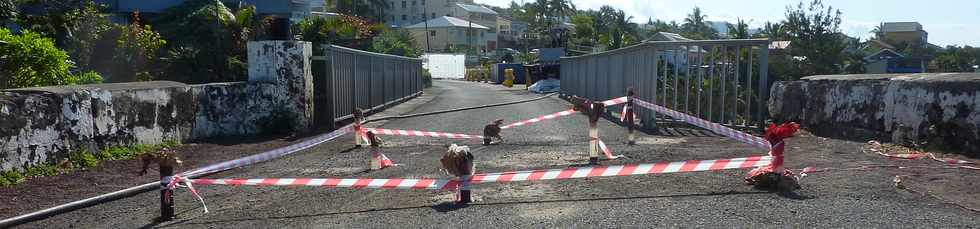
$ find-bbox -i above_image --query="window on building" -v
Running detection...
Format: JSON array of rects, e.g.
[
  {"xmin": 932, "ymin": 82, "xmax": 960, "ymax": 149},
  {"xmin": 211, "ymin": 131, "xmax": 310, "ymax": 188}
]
[
  {"xmin": 402, "ymin": 15, "xmax": 407, "ymax": 20},
  {"xmin": 412, "ymin": 1, "xmax": 416, "ymax": 6},
  {"xmin": 430, "ymin": 30, "xmax": 436, "ymax": 36},
  {"xmin": 431, "ymin": 13, "xmax": 435, "ymax": 19},
  {"xmin": 401, "ymin": 1, "xmax": 406, "ymax": 8}
]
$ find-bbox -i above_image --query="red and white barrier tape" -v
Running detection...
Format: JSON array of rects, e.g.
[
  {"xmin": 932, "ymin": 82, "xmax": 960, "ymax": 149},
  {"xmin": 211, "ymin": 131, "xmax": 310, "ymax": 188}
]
[
  {"xmin": 501, "ymin": 97, "xmax": 629, "ymax": 129},
  {"xmin": 371, "ymin": 147, "xmax": 398, "ymax": 169},
  {"xmin": 164, "ymin": 175, "xmax": 208, "ymax": 213},
  {"xmin": 364, "ymin": 128, "xmax": 484, "ymax": 140},
  {"xmin": 466, "ymin": 155, "xmax": 770, "ymax": 185},
  {"xmin": 596, "ymin": 138, "xmax": 624, "ymax": 159},
  {"xmin": 633, "ymin": 99, "xmax": 771, "ymax": 150},
  {"xmin": 182, "ymin": 156, "xmax": 771, "ymax": 190},
  {"xmin": 164, "ymin": 123, "xmax": 355, "ymax": 212},
  {"xmin": 180, "ymin": 124, "xmax": 355, "ymax": 178},
  {"xmin": 866, "ymin": 141, "xmax": 977, "ymax": 166}
]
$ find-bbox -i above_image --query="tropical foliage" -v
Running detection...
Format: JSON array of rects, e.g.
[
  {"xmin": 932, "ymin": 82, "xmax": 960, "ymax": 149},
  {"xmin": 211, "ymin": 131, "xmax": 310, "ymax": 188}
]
[
  {"xmin": 113, "ymin": 13, "xmax": 167, "ymax": 82},
  {"xmin": 0, "ymin": 28, "xmax": 102, "ymax": 89},
  {"xmin": 371, "ymin": 28, "xmax": 421, "ymax": 57}
]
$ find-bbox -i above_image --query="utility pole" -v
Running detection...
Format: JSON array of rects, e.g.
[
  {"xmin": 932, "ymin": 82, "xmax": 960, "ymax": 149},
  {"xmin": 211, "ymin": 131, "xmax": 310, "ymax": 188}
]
[
  {"xmin": 423, "ymin": 0, "xmax": 430, "ymax": 52},
  {"xmin": 469, "ymin": 13, "xmax": 473, "ymax": 62}
]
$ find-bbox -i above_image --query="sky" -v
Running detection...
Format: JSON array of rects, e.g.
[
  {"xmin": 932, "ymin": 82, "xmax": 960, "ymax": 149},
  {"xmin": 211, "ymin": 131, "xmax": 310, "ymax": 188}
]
[{"xmin": 473, "ymin": 0, "xmax": 980, "ymax": 47}]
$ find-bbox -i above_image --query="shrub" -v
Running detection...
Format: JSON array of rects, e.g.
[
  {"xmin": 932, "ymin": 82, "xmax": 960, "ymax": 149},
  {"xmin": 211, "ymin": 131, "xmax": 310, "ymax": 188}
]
[
  {"xmin": 69, "ymin": 150, "xmax": 99, "ymax": 168},
  {"xmin": 0, "ymin": 28, "xmax": 76, "ymax": 89},
  {"xmin": 24, "ymin": 164, "xmax": 59, "ymax": 177},
  {"xmin": 421, "ymin": 68, "xmax": 433, "ymax": 88},
  {"xmin": 155, "ymin": 0, "xmax": 249, "ymax": 83},
  {"xmin": 113, "ymin": 13, "xmax": 167, "ymax": 82},
  {"xmin": 0, "ymin": 170, "xmax": 25, "ymax": 186},
  {"xmin": 75, "ymin": 71, "xmax": 104, "ymax": 84},
  {"xmin": 370, "ymin": 28, "xmax": 420, "ymax": 57}
]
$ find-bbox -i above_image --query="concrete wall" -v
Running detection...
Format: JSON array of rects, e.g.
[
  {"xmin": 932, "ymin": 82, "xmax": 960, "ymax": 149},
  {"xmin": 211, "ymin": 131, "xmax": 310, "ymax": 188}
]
[
  {"xmin": 770, "ymin": 73, "xmax": 980, "ymax": 156},
  {"xmin": 0, "ymin": 41, "xmax": 313, "ymax": 172}
]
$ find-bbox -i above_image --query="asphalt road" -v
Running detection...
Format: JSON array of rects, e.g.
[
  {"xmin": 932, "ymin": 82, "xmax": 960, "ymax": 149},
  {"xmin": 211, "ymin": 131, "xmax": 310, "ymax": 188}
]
[{"xmin": 22, "ymin": 80, "xmax": 979, "ymax": 228}]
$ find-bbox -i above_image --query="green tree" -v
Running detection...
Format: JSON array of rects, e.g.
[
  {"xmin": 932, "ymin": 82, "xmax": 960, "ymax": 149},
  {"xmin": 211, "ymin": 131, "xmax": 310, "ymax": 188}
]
[
  {"xmin": 755, "ymin": 21, "xmax": 788, "ymax": 40},
  {"xmin": 114, "ymin": 13, "xmax": 167, "ymax": 82},
  {"xmin": 548, "ymin": 0, "xmax": 576, "ymax": 23},
  {"xmin": 647, "ymin": 19, "xmax": 682, "ymax": 35},
  {"xmin": 0, "ymin": 28, "xmax": 99, "ymax": 89},
  {"xmin": 782, "ymin": 0, "xmax": 846, "ymax": 78},
  {"xmin": 371, "ymin": 28, "xmax": 420, "ymax": 57},
  {"xmin": 726, "ymin": 18, "xmax": 750, "ymax": 39},
  {"xmin": 61, "ymin": 2, "xmax": 113, "ymax": 72},
  {"xmin": 0, "ymin": 0, "xmax": 17, "ymax": 23},
  {"xmin": 154, "ymin": 0, "xmax": 250, "ymax": 83},
  {"xmin": 569, "ymin": 13, "xmax": 594, "ymax": 46},
  {"xmin": 682, "ymin": 7, "xmax": 717, "ymax": 40},
  {"xmin": 608, "ymin": 9, "xmax": 638, "ymax": 49}
]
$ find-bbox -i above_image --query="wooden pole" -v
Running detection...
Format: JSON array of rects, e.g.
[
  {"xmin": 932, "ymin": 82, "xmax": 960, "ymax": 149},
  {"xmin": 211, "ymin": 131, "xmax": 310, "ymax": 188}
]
[{"xmin": 159, "ymin": 165, "xmax": 174, "ymax": 221}]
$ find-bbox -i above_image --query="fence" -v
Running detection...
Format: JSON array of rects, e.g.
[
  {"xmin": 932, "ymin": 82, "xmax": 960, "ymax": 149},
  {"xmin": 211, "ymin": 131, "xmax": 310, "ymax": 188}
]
[
  {"xmin": 311, "ymin": 45, "xmax": 423, "ymax": 129},
  {"xmin": 561, "ymin": 39, "xmax": 771, "ymax": 129}
]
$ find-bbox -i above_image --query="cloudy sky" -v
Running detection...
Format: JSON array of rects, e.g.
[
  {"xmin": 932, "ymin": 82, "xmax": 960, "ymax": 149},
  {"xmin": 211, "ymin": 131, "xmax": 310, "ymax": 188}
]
[{"xmin": 473, "ymin": 0, "xmax": 980, "ymax": 47}]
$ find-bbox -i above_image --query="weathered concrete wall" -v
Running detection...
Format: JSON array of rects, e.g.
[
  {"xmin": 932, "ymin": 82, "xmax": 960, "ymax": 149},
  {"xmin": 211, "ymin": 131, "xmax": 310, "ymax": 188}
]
[
  {"xmin": 0, "ymin": 82, "xmax": 195, "ymax": 171},
  {"xmin": 770, "ymin": 73, "xmax": 980, "ymax": 156},
  {"xmin": 0, "ymin": 41, "xmax": 315, "ymax": 172},
  {"xmin": 247, "ymin": 40, "xmax": 314, "ymax": 130},
  {"xmin": 190, "ymin": 82, "xmax": 303, "ymax": 139}
]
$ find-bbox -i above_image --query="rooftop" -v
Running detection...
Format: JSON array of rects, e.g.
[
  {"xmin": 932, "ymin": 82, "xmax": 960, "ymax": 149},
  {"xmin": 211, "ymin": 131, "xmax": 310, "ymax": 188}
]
[
  {"xmin": 456, "ymin": 3, "xmax": 498, "ymax": 15},
  {"xmin": 648, "ymin": 32, "xmax": 692, "ymax": 42},
  {"xmin": 882, "ymin": 22, "xmax": 923, "ymax": 32},
  {"xmin": 405, "ymin": 16, "xmax": 490, "ymax": 30}
]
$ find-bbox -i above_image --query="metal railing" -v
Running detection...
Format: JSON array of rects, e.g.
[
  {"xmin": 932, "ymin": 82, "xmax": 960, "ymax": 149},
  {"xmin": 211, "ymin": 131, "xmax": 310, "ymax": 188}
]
[
  {"xmin": 312, "ymin": 45, "xmax": 423, "ymax": 128},
  {"xmin": 561, "ymin": 39, "xmax": 771, "ymax": 129}
]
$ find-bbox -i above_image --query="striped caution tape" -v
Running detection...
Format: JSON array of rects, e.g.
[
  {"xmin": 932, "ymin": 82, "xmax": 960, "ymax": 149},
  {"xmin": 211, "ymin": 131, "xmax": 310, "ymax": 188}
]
[
  {"xmin": 501, "ymin": 96, "xmax": 629, "ymax": 129},
  {"xmin": 364, "ymin": 128, "xmax": 484, "ymax": 140},
  {"xmin": 865, "ymin": 140, "xmax": 977, "ymax": 169},
  {"xmin": 182, "ymin": 156, "xmax": 771, "ymax": 190},
  {"xmin": 501, "ymin": 109, "xmax": 577, "ymax": 129},
  {"xmin": 633, "ymin": 98, "xmax": 771, "ymax": 150},
  {"xmin": 596, "ymin": 138, "xmax": 625, "ymax": 159},
  {"xmin": 179, "ymin": 124, "xmax": 355, "ymax": 177}
]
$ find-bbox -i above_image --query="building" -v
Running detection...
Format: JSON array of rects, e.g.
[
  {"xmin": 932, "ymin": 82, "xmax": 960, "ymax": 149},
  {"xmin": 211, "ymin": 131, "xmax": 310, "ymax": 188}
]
[
  {"xmin": 864, "ymin": 49, "xmax": 923, "ymax": 73},
  {"xmin": 647, "ymin": 32, "xmax": 703, "ymax": 66},
  {"xmin": 386, "ymin": 0, "xmax": 476, "ymax": 27},
  {"xmin": 384, "ymin": 0, "xmax": 497, "ymax": 49},
  {"xmin": 450, "ymin": 3, "xmax": 498, "ymax": 50},
  {"xmin": 860, "ymin": 22, "xmax": 931, "ymax": 73},
  {"xmin": 880, "ymin": 22, "xmax": 928, "ymax": 46},
  {"xmin": 405, "ymin": 16, "xmax": 490, "ymax": 53}
]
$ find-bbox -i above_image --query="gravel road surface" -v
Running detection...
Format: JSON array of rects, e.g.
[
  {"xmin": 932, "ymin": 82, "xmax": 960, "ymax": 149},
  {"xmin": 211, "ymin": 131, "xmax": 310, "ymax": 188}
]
[{"xmin": 16, "ymin": 80, "xmax": 979, "ymax": 228}]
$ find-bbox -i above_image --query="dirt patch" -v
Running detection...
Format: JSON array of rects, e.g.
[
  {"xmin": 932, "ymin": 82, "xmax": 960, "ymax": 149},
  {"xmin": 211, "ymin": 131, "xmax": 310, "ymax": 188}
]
[
  {"xmin": 635, "ymin": 137, "xmax": 687, "ymax": 145},
  {"xmin": 0, "ymin": 135, "xmax": 304, "ymax": 219}
]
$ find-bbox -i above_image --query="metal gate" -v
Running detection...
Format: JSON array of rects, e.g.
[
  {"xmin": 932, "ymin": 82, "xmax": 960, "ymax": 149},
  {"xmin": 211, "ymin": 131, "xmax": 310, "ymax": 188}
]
[
  {"xmin": 561, "ymin": 39, "xmax": 771, "ymax": 129},
  {"xmin": 311, "ymin": 45, "xmax": 423, "ymax": 129}
]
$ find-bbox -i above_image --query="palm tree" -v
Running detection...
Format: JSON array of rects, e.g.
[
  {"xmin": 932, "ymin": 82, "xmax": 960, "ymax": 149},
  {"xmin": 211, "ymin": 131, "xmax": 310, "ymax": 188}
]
[
  {"xmin": 549, "ymin": 0, "xmax": 576, "ymax": 23},
  {"xmin": 683, "ymin": 7, "xmax": 708, "ymax": 38},
  {"xmin": 757, "ymin": 21, "xmax": 786, "ymax": 40},
  {"xmin": 870, "ymin": 23, "xmax": 883, "ymax": 40},
  {"xmin": 609, "ymin": 10, "xmax": 635, "ymax": 49},
  {"xmin": 726, "ymin": 18, "xmax": 750, "ymax": 39}
]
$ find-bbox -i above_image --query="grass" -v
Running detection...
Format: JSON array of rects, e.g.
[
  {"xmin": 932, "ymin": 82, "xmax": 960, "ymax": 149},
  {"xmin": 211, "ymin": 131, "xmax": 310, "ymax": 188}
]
[{"xmin": 0, "ymin": 139, "xmax": 181, "ymax": 187}]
